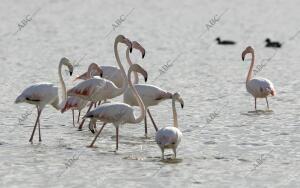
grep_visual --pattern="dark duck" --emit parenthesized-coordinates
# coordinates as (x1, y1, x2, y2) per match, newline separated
(265, 38, 281, 48)
(216, 37, 236, 45)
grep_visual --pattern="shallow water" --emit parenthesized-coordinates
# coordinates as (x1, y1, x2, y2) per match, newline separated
(0, 0, 300, 187)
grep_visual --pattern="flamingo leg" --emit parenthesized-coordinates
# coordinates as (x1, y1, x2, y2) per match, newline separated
(94, 103, 97, 108)
(78, 102, 94, 130)
(144, 114, 148, 136)
(29, 108, 42, 143)
(265, 97, 269, 109)
(116, 127, 119, 151)
(77, 110, 81, 123)
(172, 148, 177, 159)
(97, 100, 101, 106)
(72, 110, 75, 127)
(161, 148, 165, 159)
(37, 107, 42, 142)
(255, 98, 257, 111)
(88, 123, 106, 147)
(147, 109, 158, 131)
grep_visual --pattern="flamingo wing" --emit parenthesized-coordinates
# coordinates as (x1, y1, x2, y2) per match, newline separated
(67, 78, 106, 97)
(247, 78, 275, 97)
(84, 103, 133, 124)
(61, 96, 87, 113)
(15, 83, 58, 105)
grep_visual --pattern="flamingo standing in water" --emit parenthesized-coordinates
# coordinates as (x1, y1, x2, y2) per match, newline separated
(155, 92, 184, 159)
(123, 42, 177, 135)
(61, 63, 103, 126)
(15, 57, 73, 142)
(85, 41, 146, 133)
(242, 46, 276, 110)
(84, 64, 147, 150)
(67, 35, 132, 130)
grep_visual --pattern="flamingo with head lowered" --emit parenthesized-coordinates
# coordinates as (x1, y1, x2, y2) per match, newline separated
(242, 46, 276, 110)
(84, 64, 147, 150)
(155, 92, 184, 159)
(15, 57, 73, 142)
(67, 35, 132, 130)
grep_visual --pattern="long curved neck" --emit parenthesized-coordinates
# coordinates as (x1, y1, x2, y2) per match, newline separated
(126, 48, 139, 84)
(58, 62, 67, 101)
(128, 69, 145, 123)
(246, 52, 255, 82)
(172, 96, 178, 128)
(113, 40, 128, 96)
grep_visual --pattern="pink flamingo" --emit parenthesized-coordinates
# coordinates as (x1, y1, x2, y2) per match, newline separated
(242, 46, 276, 110)
(61, 64, 103, 126)
(67, 35, 132, 130)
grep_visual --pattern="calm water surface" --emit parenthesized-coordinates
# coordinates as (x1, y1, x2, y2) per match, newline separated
(0, 0, 299, 187)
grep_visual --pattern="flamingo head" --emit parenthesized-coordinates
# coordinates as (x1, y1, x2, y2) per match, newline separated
(132, 41, 146, 58)
(173, 92, 184, 108)
(60, 57, 73, 76)
(265, 38, 271, 43)
(242, 46, 254, 61)
(216, 37, 220, 42)
(129, 64, 148, 82)
(117, 35, 132, 53)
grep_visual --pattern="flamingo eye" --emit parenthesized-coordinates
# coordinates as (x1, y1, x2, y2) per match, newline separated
(172, 142, 176, 145)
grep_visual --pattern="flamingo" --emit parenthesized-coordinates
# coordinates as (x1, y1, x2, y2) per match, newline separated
(155, 92, 184, 159)
(242, 46, 276, 110)
(84, 64, 147, 150)
(61, 63, 103, 126)
(15, 57, 73, 142)
(67, 35, 132, 130)
(123, 42, 174, 135)
(84, 41, 145, 133)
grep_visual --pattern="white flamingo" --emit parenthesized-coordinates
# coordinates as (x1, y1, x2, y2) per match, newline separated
(61, 63, 103, 126)
(124, 43, 177, 135)
(84, 64, 147, 150)
(242, 46, 276, 110)
(15, 57, 73, 142)
(67, 35, 132, 130)
(155, 92, 184, 159)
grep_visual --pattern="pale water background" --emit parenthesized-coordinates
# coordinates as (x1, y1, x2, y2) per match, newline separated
(0, 0, 300, 187)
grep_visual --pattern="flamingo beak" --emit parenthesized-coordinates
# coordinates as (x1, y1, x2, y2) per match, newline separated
(70, 71, 73, 76)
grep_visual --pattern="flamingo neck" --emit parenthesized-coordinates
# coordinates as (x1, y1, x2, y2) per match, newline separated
(58, 62, 67, 101)
(128, 68, 145, 123)
(126, 48, 139, 84)
(246, 52, 255, 83)
(172, 95, 178, 128)
(113, 39, 128, 96)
